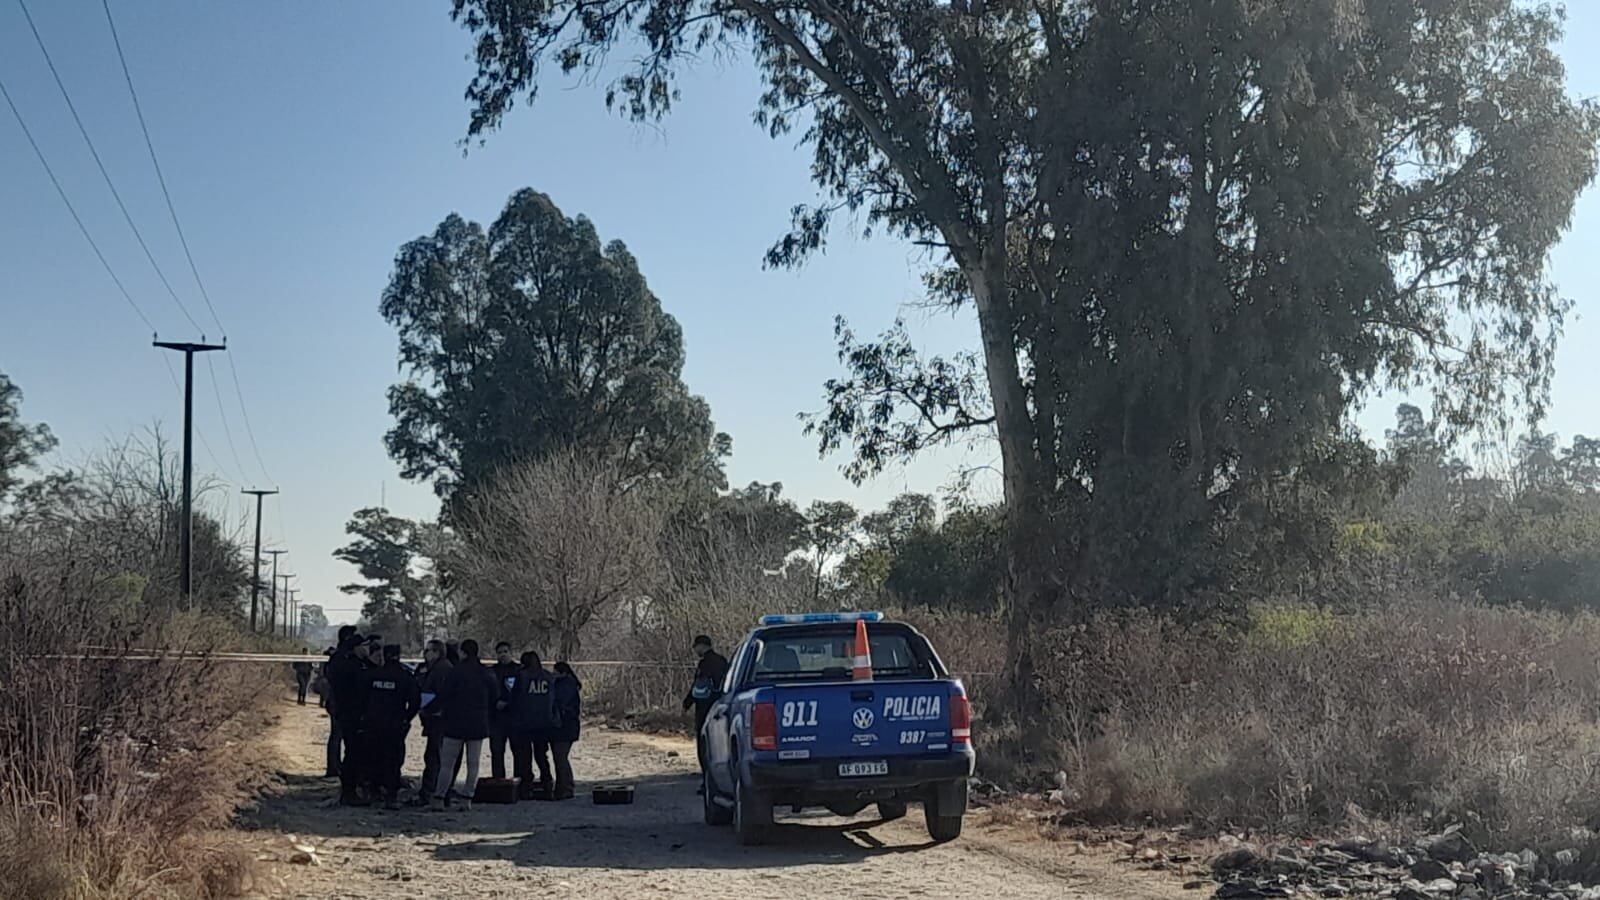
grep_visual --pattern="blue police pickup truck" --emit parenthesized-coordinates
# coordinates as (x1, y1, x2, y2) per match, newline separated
(699, 612, 975, 845)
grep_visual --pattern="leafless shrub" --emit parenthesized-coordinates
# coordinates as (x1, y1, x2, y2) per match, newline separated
(0, 433, 272, 899)
(453, 451, 666, 657)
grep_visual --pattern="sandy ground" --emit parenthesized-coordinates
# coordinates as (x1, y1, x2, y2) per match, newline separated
(235, 696, 1193, 900)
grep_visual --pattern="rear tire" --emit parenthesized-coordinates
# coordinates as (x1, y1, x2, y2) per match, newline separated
(733, 776, 771, 846)
(877, 799, 908, 821)
(924, 785, 964, 842)
(703, 769, 732, 826)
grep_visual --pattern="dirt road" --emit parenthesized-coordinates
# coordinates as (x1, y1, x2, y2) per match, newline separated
(239, 698, 1189, 899)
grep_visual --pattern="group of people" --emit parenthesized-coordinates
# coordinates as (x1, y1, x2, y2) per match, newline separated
(317, 626, 582, 810)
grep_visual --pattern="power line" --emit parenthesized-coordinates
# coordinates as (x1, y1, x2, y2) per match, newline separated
(204, 355, 250, 483)
(96, 0, 277, 488)
(94, 0, 276, 495)
(99, 0, 225, 337)
(0, 74, 155, 332)
(15, 0, 204, 335)
(225, 354, 276, 484)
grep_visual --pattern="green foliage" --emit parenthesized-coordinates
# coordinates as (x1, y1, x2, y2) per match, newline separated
(449, 0, 1599, 704)
(333, 507, 427, 645)
(802, 499, 859, 603)
(0, 373, 54, 501)
(380, 188, 726, 505)
(1246, 603, 1343, 650)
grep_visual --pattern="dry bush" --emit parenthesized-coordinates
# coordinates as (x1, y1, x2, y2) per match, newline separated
(0, 545, 272, 899)
(454, 451, 665, 658)
(1036, 597, 1600, 848)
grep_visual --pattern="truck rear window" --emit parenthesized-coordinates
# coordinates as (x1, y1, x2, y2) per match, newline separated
(749, 629, 935, 682)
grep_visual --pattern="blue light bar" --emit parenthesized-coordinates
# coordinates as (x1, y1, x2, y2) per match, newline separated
(759, 611, 884, 626)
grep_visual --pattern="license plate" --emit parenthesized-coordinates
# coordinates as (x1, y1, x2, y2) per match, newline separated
(838, 760, 888, 777)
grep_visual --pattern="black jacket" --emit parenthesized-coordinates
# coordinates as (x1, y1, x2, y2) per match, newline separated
(552, 672, 582, 743)
(507, 666, 557, 737)
(437, 658, 501, 740)
(362, 660, 421, 729)
(685, 650, 730, 710)
(416, 657, 453, 736)
(326, 648, 371, 722)
(490, 660, 520, 729)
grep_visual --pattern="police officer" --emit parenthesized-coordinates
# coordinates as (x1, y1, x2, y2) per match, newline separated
(362, 644, 421, 809)
(682, 634, 729, 791)
(488, 641, 519, 780)
(325, 629, 374, 806)
(507, 651, 556, 800)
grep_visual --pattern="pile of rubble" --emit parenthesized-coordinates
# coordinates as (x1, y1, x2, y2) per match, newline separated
(1210, 827, 1599, 900)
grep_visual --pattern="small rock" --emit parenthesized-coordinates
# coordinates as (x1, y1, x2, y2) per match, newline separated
(1183, 881, 1208, 890)
(1320, 886, 1350, 898)
(1421, 878, 1457, 894)
(1141, 847, 1162, 861)
(666, 751, 680, 758)
(1411, 859, 1453, 882)
(288, 851, 319, 866)
(1556, 850, 1580, 868)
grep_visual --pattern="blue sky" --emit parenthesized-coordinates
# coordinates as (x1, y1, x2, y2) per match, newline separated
(1, 2, 1596, 626)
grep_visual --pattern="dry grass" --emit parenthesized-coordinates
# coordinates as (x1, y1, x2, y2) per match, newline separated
(0, 558, 275, 900)
(1029, 598, 1600, 851)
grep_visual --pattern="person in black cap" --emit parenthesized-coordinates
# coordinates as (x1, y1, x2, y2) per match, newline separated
(363, 644, 421, 809)
(322, 625, 358, 779)
(326, 628, 375, 805)
(682, 634, 728, 792)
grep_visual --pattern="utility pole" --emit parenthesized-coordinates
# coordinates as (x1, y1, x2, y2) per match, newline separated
(154, 340, 226, 607)
(276, 574, 295, 637)
(285, 588, 300, 638)
(264, 549, 287, 634)
(241, 488, 277, 631)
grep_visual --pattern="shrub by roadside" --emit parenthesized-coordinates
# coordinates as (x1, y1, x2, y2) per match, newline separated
(0, 562, 275, 899)
(1033, 598, 1600, 853)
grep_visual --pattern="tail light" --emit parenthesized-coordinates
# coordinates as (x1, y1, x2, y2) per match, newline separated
(951, 692, 972, 745)
(751, 702, 778, 751)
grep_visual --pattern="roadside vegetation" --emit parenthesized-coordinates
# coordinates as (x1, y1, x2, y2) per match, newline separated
(0, 374, 278, 899)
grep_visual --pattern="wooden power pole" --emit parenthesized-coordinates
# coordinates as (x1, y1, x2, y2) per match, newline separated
(241, 488, 277, 631)
(153, 340, 225, 607)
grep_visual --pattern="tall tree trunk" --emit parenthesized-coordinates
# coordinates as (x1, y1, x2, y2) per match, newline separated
(965, 263, 1053, 718)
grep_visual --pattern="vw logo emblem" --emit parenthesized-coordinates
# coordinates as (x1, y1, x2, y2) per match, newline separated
(852, 708, 874, 729)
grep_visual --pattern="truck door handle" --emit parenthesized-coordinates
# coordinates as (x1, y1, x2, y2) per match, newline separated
(851, 689, 874, 702)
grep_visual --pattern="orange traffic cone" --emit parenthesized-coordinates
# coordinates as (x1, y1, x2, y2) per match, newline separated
(852, 617, 873, 681)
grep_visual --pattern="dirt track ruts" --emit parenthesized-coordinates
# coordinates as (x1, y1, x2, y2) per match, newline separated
(236, 696, 1188, 899)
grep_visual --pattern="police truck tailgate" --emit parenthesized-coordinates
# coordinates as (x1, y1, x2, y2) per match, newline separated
(769, 680, 958, 762)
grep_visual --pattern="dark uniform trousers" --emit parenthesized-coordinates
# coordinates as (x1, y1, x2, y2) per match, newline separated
(372, 724, 410, 800)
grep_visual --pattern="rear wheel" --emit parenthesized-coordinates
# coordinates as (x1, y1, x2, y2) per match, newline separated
(703, 768, 732, 826)
(877, 799, 908, 821)
(733, 776, 771, 846)
(924, 783, 965, 842)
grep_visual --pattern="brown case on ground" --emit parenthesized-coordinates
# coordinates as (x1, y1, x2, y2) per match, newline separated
(592, 784, 634, 805)
(474, 778, 518, 804)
